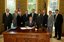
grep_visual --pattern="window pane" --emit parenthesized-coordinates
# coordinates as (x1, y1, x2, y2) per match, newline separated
(27, 0, 36, 13)
(6, 0, 16, 14)
(28, 0, 36, 3)
(50, 0, 58, 12)
(47, 0, 59, 15)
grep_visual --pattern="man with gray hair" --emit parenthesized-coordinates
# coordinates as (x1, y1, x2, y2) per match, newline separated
(2, 8, 13, 31)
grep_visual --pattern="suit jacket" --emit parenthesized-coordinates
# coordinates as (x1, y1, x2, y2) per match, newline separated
(40, 14, 48, 28)
(12, 13, 17, 27)
(23, 14, 29, 25)
(29, 13, 37, 22)
(36, 14, 42, 28)
(3, 13, 13, 25)
(54, 14, 63, 28)
(26, 21, 35, 27)
(47, 15, 54, 27)
(17, 15, 24, 27)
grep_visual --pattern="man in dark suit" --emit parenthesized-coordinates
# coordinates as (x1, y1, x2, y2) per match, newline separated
(2, 9, 13, 31)
(41, 10, 48, 28)
(17, 11, 24, 27)
(36, 13, 42, 28)
(53, 9, 63, 40)
(29, 9, 37, 22)
(26, 16, 35, 27)
(23, 10, 29, 26)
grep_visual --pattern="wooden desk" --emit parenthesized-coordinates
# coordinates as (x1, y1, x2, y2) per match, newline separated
(3, 28, 50, 42)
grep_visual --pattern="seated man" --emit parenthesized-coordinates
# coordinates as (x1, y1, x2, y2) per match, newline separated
(25, 16, 35, 27)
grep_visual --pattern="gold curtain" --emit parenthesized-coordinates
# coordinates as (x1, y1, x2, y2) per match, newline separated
(59, 0, 64, 36)
(0, 0, 5, 33)
(37, 0, 48, 13)
(16, 0, 27, 14)
(59, 0, 64, 14)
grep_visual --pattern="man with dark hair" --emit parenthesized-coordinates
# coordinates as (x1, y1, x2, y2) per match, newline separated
(41, 10, 48, 28)
(36, 10, 42, 28)
(23, 10, 29, 26)
(25, 16, 35, 27)
(29, 9, 37, 22)
(54, 9, 63, 40)
(17, 10, 24, 27)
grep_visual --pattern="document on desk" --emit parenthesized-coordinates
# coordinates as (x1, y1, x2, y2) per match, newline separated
(20, 27, 34, 30)
(20, 27, 27, 30)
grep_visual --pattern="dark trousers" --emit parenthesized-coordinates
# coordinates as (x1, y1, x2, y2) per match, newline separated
(4, 24, 11, 31)
(55, 25, 62, 39)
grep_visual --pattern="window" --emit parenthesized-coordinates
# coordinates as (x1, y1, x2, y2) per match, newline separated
(47, 0, 59, 15)
(27, 0, 37, 13)
(5, 0, 16, 14)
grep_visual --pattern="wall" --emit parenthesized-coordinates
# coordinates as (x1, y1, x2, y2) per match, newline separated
(0, 0, 5, 33)
(59, 0, 64, 36)
(37, 0, 48, 13)
(16, 0, 27, 14)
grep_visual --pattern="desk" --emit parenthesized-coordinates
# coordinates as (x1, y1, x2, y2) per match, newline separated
(3, 28, 50, 42)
